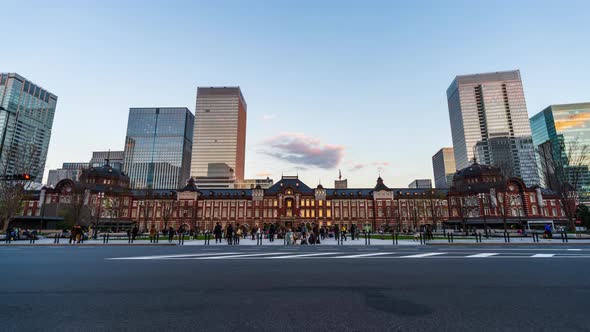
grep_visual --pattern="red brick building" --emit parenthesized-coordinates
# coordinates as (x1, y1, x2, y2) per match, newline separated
(17, 162, 567, 232)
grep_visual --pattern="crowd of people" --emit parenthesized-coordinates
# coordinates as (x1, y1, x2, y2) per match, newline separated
(209, 222, 363, 245)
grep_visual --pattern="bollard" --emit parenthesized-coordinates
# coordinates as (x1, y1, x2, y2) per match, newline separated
(284, 235, 287, 246)
(450, 233, 454, 243)
(395, 232, 398, 245)
(128, 235, 131, 244)
(106, 233, 110, 244)
(182, 234, 185, 245)
(178, 234, 182, 245)
(392, 232, 395, 246)
(103, 234, 106, 244)
(156, 233, 159, 243)
(564, 232, 568, 243)
(54, 233, 58, 244)
(368, 232, 371, 245)
(364, 232, 367, 245)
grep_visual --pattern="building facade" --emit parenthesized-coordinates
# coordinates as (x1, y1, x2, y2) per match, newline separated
(123, 107, 194, 190)
(408, 179, 432, 189)
(530, 103, 590, 202)
(447, 70, 539, 186)
(432, 147, 456, 188)
(0, 73, 57, 182)
(47, 162, 89, 187)
(191, 87, 247, 181)
(90, 151, 124, 170)
(19, 167, 566, 233)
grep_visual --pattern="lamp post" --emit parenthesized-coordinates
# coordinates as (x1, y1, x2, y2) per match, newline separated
(480, 193, 489, 238)
(94, 192, 104, 239)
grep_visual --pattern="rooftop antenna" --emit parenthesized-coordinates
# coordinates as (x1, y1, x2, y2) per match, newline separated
(338, 169, 342, 181)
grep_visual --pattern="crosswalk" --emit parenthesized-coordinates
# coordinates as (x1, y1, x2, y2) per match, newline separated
(108, 251, 590, 260)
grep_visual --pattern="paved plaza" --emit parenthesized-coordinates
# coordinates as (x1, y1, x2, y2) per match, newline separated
(2, 244, 590, 331)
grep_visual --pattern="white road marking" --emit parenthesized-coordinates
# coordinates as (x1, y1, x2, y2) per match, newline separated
(193, 253, 285, 259)
(400, 252, 446, 258)
(567, 249, 582, 251)
(532, 254, 555, 258)
(466, 253, 499, 258)
(267, 253, 338, 259)
(335, 252, 394, 259)
(107, 252, 238, 260)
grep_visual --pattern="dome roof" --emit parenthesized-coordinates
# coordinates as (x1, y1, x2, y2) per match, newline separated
(454, 162, 501, 179)
(84, 164, 128, 180)
(316, 184, 324, 189)
(451, 162, 505, 193)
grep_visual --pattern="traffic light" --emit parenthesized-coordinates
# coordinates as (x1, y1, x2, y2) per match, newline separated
(0, 173, 35, 181)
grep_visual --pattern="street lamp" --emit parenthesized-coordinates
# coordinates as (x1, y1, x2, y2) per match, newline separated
(94, 192, 104, 239)
(479, 193, 489, 238)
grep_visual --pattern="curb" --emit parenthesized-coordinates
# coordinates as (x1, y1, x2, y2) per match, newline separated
(0, 243, 177, 247)
(426, 242, 590, 246)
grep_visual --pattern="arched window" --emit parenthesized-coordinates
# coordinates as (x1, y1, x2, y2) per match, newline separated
(532, 206, 538, 215)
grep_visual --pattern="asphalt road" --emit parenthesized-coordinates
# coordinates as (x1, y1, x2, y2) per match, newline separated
(2, 244, 590, 332)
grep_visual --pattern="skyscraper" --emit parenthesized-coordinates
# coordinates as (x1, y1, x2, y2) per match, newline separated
(0, 73, 57, 182)
(191, 87, 247, 181)
(447, 70, 539, 186)
(123, 107, 194, 189)
(432, 147, 456, 188)
(530, 103, 590, 201)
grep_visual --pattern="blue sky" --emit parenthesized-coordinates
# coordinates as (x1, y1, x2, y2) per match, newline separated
(3, 0, 589, 187)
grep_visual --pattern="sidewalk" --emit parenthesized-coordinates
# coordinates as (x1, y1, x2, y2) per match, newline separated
(3, 236, 590, 246)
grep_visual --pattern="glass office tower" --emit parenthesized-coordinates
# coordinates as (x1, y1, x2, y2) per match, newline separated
(191, 87, 247, 181)
(0, 73, 57, 183)
(530, 103, 590, 201)
(123, 108, 194, 189)
(447, 70, 539, 186)
(432, 147, 456, 188)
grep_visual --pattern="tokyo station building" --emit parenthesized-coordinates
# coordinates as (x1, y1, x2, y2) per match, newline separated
(16, 161, 568, 232)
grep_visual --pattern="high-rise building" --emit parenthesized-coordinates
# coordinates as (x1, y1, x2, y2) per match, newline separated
(447, 70, 539, 186)
(530, 103, 590, 201)
(90, 150, 124, 170)
(432, 147, 456, 188)
(123, 107, 194, 189)
(191, 87, 247, 181)
(408, 179, 432, 189)
(47, 162, 89, 187)
(0, 73, 57, 182)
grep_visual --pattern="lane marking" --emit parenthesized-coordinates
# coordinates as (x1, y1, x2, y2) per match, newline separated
(567, 249, 582, 251)
(267, 252, 337, 259)
(466, 253, 499, 258)
(532, 254, 555, 258)
(400, 252, 446, 258)
(335, 252, 394, 259)
(107, 252, 238, 260)
(193, 253, 284, 259)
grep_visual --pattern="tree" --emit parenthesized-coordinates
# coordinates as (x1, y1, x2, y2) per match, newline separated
(161, 200, 176, 230)
(0, 144, 38, 232)
(57, 183, 92, 228)
(577, 204, 590, 228)
(537, 139, 590, 232)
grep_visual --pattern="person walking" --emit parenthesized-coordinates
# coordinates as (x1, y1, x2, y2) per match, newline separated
(269, 224, 275, 242)
(214, 223, 222, 243)
(334, 225, 340, 243)
(168, 226, 175, 243)
(350, 224, 357, 240)
(235, 226, 242, 245)
(149, 225, 157, 243)
(286, 228, 293, 245)
(131, 225, 139, 242)
(226, 224, 234, 245)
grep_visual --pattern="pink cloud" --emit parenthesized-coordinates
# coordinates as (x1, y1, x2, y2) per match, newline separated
(262, 132, 344, 169)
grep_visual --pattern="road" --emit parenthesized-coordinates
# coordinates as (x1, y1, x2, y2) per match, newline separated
(2, 244, 590, 331)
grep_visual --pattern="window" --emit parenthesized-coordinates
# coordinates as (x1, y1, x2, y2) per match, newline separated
(319, 200, 323, 206)
(326, 209, 331, 218)
(319, 210, 323, 217)
(326, 201, 331, 207)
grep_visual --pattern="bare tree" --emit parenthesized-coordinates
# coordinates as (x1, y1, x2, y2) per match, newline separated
(57, 183, 92, 228)
(0, 144, 38, 232)
(161, 200, 176, 231)
(537, 139, 590, 232)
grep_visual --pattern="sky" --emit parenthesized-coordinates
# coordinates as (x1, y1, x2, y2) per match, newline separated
(2, 0, 589, 188)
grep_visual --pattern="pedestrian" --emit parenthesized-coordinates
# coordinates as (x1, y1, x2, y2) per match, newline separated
(320, 227, 325, 240)
(226, 224, 234, 245)
(168, 226, 175, 243)
(341, 225, 347, 241)
(544, 224, 552, 239)
(235, 226, 242, 245)
(132, 225, 139, 242)
(286, 228, 293, 245)
(214, 223, 222, 243)
(149, 225, 157, 243)
(334, 225, 340, 242)
(350, 224, 357, 240)
(269, 224, 275, 242)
